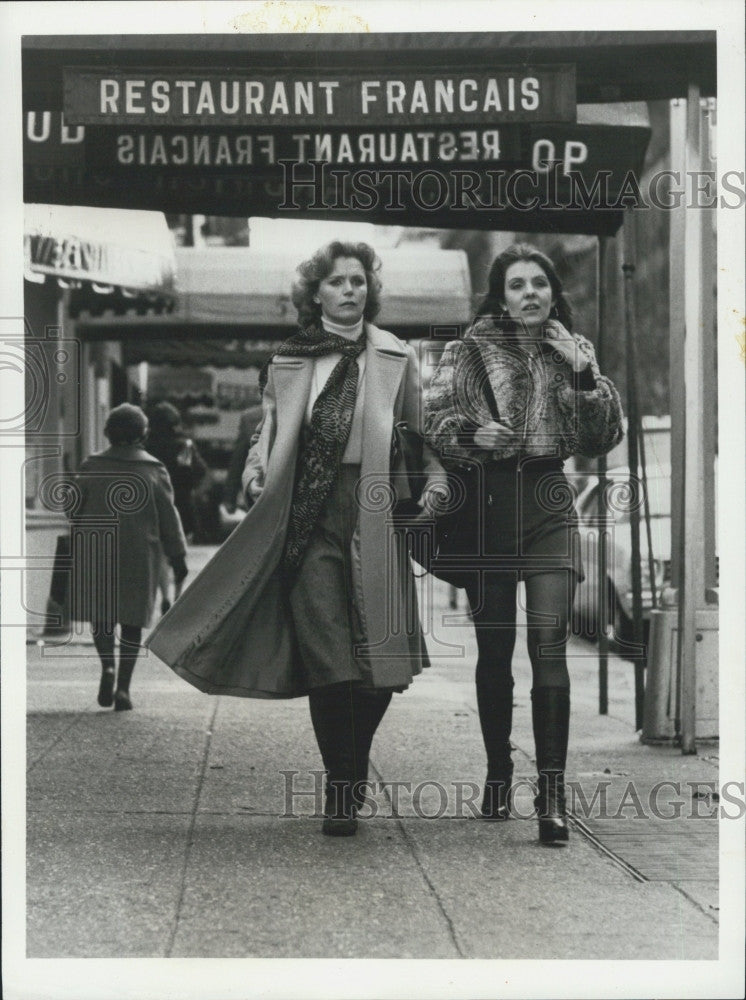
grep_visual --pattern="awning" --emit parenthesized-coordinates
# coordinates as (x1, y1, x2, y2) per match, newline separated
(24, 204, 177, 313)
(87, 245, 473, 335)
(123, 338, 277, 369)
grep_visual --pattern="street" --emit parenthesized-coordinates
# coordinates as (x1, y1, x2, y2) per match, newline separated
(26, 545, 720, 960)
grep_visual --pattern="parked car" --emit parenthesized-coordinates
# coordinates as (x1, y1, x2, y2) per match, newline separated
(572, 465, 672, 647)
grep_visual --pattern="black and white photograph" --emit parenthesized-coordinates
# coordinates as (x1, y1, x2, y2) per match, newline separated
(1, 2, 744, 998)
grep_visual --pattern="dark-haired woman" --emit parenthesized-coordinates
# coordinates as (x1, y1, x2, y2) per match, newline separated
(72, 404, 188, 710)
(148, 241, 446, 836)
(425, 244, 624, 844)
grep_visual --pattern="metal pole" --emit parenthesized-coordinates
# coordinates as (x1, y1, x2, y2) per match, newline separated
(700, 99, 718, 596)
(678, 85, 706, 754)
(668, 98, 687, 742)
(622, 214, 646, 732)
(596, 236, 609, 714)
(638, 414, 659, 612)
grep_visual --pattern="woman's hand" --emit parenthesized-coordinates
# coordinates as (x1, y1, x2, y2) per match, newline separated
(542, 320, 590, 373)
(473, 421, 520, 450)
(246, 476, 264, 502)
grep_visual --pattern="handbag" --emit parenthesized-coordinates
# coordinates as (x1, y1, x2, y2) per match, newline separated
(390, 420, 426, 514)
(430, 338, 501, 588)
(389, 338, 501, 588)
(43, 532, 72, 636)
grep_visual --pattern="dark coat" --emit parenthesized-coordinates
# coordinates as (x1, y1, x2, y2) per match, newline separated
(223, 404, 264, 507)
(147, 324, 445, 698)
(146, 431, 208, 535)
(70, 446, 187, 627)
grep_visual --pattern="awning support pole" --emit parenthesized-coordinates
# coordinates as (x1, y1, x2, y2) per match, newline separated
(596, 236, 609, 715)
(678, 83, 706, 755)
(622, 212, 646, 732)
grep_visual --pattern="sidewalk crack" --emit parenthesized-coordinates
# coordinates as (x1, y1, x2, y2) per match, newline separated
(164, 698, 220, 957)
(371, 762, 466, 959)
(670, 882, 719, 925)
(27, 714, 88, 772)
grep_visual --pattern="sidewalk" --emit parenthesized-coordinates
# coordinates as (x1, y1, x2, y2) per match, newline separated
(26, 554, 720, 960)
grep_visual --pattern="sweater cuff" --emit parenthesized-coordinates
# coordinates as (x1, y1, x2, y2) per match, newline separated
(574, 366, 597, 391)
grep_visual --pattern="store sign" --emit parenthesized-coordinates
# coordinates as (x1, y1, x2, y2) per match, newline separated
(63, 66, 576, 126)
(25, 231, 173, 289)
(87, 125, 523, 167)
(23, 112, 651, 237)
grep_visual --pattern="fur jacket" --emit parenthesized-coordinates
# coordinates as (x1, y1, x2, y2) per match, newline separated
(424, 316, 624, 464)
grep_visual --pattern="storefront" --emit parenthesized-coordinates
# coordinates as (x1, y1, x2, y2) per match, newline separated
(23, 203, 176, 631)
(21, 31, 719, 745)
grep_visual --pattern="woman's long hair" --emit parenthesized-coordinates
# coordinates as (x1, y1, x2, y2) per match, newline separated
(474, 243, 573, 332)
(291, 241, 382, 328)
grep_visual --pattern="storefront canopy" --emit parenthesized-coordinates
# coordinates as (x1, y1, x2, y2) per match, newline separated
(24, 204, 176, 313)
(81, 245, 472, 350)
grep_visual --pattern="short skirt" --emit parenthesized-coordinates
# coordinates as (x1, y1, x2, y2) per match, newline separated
(478, 455, 584, 582)
(287, 464, 374, 690)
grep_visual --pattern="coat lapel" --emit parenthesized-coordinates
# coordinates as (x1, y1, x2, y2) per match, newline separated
(360, 324, 407, 481)
(358, 325, 412, 678)
(269, 357, 313, 462)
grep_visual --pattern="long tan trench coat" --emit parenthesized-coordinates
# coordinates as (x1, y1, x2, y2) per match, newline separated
(146, 324, 444, 698)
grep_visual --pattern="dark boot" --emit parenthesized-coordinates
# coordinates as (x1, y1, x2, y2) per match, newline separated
(531, 687, 570, 845)
(92, 625, 116, 708)
(351, 688, 392, 813)
(114, 626, 141, 712)
(478, 676, 515, 820)
(308, 684, 358, 836)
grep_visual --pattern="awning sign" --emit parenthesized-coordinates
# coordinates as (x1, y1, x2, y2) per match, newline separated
(63, 66, 576, 126)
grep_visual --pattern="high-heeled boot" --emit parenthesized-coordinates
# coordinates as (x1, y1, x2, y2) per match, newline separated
(308, 684, 358, 836)
(351, 688, 392, 813)
(531, 686, 570, 844)
(478, 676, 515, 820)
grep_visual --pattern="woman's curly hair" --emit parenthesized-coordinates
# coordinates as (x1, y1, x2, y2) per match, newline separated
(291, 241, 382, 328)
(475, 243, 573, 332)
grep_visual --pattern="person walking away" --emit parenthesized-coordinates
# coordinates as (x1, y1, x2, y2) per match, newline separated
(71, 404, 188, 710)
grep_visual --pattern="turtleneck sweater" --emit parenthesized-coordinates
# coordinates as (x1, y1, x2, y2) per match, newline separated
(304, 316, 366, 463)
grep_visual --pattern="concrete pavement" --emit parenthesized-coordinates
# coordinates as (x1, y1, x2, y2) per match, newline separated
(26, 547, 721, 961)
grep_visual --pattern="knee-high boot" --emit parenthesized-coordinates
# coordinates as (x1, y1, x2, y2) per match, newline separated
(477, 675, 515, 820)
(531, 686, 570, 844)
(308, 684, 358, 836)
(351, 688, 392, 810)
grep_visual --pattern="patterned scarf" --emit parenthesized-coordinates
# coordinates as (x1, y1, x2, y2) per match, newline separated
(261, 322, 366, 568)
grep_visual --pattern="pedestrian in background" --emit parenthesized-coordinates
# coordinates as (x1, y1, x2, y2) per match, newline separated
(146, 401, 209, 543)
(222, 402, 264, 514)
(146, 401, 208, 610)
(148, 241, 446, 836)
(425, 243, 624, 844)
(72, 404, 188, 711)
